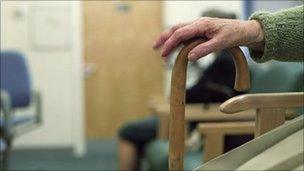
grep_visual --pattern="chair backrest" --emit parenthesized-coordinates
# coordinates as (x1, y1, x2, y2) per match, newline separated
(248, 61, 303, 93)
(0, 51, 31, 108)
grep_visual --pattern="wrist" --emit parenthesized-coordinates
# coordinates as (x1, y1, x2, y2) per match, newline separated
(243, 20, 265, 51)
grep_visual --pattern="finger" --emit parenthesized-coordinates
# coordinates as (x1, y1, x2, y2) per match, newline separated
(188, 37, 223, 61)
(161, 23, 205, 57)
(152, 23, 190, 49)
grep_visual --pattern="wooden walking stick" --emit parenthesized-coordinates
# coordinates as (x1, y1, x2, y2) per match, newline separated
(169, 38, 250, 171)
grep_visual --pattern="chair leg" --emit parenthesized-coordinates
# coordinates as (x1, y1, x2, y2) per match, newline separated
(0, 154, 4, 171)
(203, 133, 224, 162)
(2, 139, 12, 171)
(255, 108, 285, 137)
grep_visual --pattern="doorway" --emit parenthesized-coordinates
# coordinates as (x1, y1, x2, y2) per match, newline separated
(83, 1, 163, 138)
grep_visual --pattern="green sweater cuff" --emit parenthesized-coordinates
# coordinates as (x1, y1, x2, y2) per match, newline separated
(248, 6, 304, 63)
(249, 12, 277, 63)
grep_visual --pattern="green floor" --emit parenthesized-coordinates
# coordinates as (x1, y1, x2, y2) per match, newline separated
(10, 139, 118, 171)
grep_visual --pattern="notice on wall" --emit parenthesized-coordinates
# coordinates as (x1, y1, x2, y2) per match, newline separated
(29, 7, 71, 51)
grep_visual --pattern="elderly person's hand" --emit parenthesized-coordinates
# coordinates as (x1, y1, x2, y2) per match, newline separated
(153, 18, 264, 61)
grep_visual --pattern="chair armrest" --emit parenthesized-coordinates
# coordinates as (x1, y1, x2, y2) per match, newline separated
(5, 91, 42, 137)
(220, 92, 303, 137)
(153, 102, 255, 139)
(153, 100, 297, 139)
(220, 92, 304, 114)
(0, 90, 12, 137)
(153, 103, 256, 121)
(198, 121, 255, 135)
(31, 90, 42, 125)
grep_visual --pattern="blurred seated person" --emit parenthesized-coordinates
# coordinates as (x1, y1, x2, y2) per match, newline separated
(118, 10, 250, 171)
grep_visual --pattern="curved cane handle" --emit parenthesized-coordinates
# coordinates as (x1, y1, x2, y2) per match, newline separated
(227, 47, 250, 91)
(169, 38, 250, 171)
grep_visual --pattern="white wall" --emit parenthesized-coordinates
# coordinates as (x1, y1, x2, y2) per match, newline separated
(163, 1, 243, 28)
(1, 1, 85, 156)
(253, 0, 303, 12)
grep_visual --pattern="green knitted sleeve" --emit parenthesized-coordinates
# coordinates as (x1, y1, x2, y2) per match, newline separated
(248, 5, 304, 63)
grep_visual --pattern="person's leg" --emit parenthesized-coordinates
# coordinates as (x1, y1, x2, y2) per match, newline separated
(118, 116, 158, 171)
(119, 138, 140, 170)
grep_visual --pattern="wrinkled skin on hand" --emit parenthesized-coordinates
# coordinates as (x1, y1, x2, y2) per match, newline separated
(153, 17, 264, 61)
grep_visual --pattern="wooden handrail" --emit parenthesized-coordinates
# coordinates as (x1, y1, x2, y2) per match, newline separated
(169, 38, 249, 171)
(220, 92, 304, 114)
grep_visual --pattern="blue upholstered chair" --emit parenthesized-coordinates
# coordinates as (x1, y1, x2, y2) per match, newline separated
(0, 51, 42, 170)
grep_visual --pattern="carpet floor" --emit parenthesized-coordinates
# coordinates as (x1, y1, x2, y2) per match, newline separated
(9, 139, 118, 171)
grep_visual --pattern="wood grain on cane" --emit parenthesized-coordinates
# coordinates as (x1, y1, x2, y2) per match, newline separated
(169, 38, 249, 171)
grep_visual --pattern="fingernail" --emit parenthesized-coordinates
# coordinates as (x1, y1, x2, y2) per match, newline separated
(161, 50, 166, 57)
(152, 41, 158, 49)
(188, 52, 197, 60)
